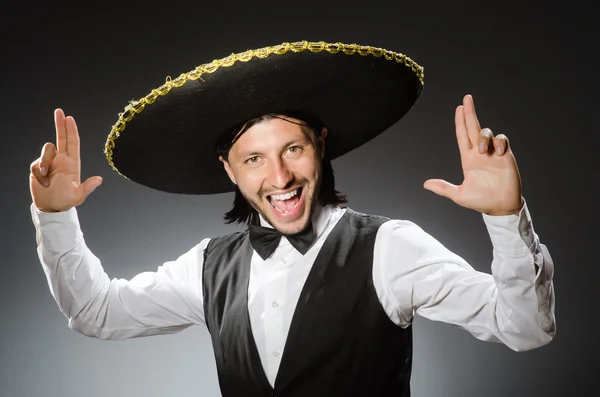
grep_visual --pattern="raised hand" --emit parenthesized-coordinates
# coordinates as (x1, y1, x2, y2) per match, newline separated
(29, 109, 103, 212)
(423, 95, 523, 216)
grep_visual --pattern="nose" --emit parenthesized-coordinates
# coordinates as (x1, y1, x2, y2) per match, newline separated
(266, 158, 293, 189)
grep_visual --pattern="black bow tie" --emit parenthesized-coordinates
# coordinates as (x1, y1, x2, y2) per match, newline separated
(249, 223, 316, 260)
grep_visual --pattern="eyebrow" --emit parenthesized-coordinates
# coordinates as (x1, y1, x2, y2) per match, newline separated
(238, 138, 310, 158)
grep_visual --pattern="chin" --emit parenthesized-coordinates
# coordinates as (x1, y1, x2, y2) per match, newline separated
(245, 179, 320, 233)
(263, 189, 315, 234)
(262, 203, 311, 235)
(276, 216, 311, 235)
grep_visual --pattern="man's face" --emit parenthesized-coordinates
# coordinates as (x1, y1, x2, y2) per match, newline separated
(221, 117, 327, 234)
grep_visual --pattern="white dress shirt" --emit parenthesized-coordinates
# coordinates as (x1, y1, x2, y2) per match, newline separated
(30, 200, 555, 388)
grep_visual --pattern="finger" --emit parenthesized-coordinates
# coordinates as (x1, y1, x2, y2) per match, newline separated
(423, 179, 459, 201)
(39, 142, 57, 176)
(75, 176, 103, 204)
(492, 134, 510, 155)
(478, 128, 494, 154)
(463, 94, 482, 146)
(65, 116, 80, 161)
(55, 109, 67, 153)
(30, 158, 49, 187)
(455, 105, 472, 157)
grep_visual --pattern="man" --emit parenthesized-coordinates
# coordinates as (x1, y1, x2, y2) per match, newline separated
(29, 41, 555, 396)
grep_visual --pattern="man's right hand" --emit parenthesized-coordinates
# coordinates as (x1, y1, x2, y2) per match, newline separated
(30, 109, 103, 213)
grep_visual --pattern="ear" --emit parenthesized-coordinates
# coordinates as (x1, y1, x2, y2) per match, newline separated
(319, 127, 328, 159)
(219, 155, 237, 185)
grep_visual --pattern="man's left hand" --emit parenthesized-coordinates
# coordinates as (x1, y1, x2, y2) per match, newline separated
(424, 94, 523, 216)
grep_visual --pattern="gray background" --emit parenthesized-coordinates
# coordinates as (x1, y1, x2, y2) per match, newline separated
(2, 1, 596, 396)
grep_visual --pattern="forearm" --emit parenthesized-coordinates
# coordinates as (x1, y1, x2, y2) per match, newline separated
(409, 254, 555, 351)
(32, 204, 204, 340)
(378, 200, 556, 351)
(480, 201, 556, 350)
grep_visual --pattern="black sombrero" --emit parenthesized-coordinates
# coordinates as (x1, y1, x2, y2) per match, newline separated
(104, 40, 424, 194)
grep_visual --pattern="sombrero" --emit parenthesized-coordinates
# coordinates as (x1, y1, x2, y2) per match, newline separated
(104, 40, 424, 194)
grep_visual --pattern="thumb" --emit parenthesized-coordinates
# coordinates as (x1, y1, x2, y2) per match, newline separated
(423, 179, 459, 201)
(76, 176, 103, 203)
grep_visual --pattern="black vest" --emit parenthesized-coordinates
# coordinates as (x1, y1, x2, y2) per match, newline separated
(202, 208, 412, 397)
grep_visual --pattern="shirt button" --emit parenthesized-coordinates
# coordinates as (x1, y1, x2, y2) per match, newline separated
(273, 351, 280, 357)
(272, 301, 279, 308)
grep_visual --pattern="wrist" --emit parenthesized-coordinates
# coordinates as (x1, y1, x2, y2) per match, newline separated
(485, 197, 524, 216)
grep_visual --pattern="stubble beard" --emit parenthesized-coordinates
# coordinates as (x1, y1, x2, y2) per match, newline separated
(244, 173, 321, 235)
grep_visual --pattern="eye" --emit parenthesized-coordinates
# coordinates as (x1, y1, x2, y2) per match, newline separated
(288, 146, 301, 154)
(246, 156, 260, 164)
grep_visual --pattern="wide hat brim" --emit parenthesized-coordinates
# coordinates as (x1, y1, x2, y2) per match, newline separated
(105, 41, 424, 194)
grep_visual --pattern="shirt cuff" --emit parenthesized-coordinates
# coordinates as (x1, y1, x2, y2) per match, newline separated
(481, 198, 537, 256)
(30, 203, 83, 253)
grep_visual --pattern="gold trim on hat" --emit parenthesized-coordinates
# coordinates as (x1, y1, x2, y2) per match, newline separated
(104, 40, 424, 177)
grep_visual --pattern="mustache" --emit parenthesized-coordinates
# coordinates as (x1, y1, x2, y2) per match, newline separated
(258, 177, 310, 200)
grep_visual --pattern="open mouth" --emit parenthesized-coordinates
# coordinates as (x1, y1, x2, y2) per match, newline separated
(268, 187, 303, 215)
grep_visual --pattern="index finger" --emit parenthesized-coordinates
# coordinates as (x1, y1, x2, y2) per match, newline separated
(65, 115, 80, 161)
(463, 94, 482, 145)
(455, 105, 472, 158)
(55, 108, 67, 153)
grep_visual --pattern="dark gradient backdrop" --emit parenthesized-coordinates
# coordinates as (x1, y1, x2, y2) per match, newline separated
(2, 2, 596, 397)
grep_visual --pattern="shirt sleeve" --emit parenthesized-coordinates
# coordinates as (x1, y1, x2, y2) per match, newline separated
(30, 204, 208, 341)
(372, 199, 556, 351)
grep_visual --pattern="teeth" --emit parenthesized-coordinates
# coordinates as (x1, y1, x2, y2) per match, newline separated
(270, 188, 298, 201)
(271, 197, 301, 214)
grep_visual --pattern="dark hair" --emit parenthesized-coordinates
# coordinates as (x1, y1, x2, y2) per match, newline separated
(216, 112, 347, 225)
